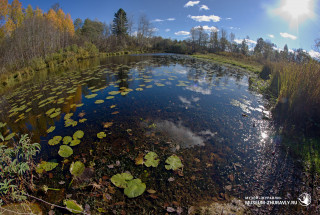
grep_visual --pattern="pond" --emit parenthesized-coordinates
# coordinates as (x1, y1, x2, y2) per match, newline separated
(0, 54, 309, 214)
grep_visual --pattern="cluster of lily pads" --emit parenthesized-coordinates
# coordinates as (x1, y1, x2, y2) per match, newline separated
(110, 152, 183, 198)
(47, 130, 84, 158)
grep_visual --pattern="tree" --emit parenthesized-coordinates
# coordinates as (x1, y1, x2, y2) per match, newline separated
(81, 18, 104, 43)
(74, 18, 83, 33)
(9, 0, 24, 27)
(25, 4, 34, 19)
(315, 38, 320, 52)
(112, 8, 128, 37)
(254, 37, 264, 56)
(240, 39, 249, 56)
(219, 28, 228, 52)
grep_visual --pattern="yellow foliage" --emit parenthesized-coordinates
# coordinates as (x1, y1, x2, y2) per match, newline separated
(9, 0, 24, 27)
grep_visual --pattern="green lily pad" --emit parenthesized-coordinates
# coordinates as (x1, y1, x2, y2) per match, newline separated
(97, 132, 106, 139)
(79, 118, 87, 123)
(4, 133, 16, 141)
(70, 161, 85, 177)
(70, 139, 81, 146)
(95, 100, 104, 104)
(85, 94, 98, 99)
(63, 136, 72, 145)
(48, 136, 62, 145)
(47, 126, 55, 133)
(106, 96, 114, 100)
(45, 108, 56, 116)
(144, 152, 160, 167)
(108, 91, 120, 95)
(50, 111, 61, 118)
(73, 130, 84, 139)
(64, 113, 73, 120)
(36, 161, 58, 173)
(111, 173, 133, 188)
(136, 88, 143, 91)
(124, 179, 146, 198)
(64, 200, 83, 214)
(165, 155, 183, 170)
(58, 145, 73, 158)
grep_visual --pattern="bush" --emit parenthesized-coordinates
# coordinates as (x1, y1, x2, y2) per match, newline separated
(0, 130, 40, 205)
(29, 57, 46, 71)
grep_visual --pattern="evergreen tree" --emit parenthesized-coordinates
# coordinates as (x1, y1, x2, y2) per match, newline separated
(112, 8, 128, 37)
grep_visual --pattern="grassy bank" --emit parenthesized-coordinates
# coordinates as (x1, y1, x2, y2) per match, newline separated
(0, 44, 145, 93)
(192, 53, 263, 74)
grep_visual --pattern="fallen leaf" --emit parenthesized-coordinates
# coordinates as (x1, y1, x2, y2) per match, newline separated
(194, 158, 200, 163)
(206, 163, 213, 167)
(177, 207, 183, 214)
(107, 164, 114, 169)
(135, 154, 144, 165)
(167, 207, 175, 212)
(168, 177, 175, 182)
(103, 193, 112, 201)
(58, 181, 65, 185)
(111, 111, 119, 115)
(147, 189, 156, 194)
(149, 194, 158, 199)
(188, 206, 195, 214)
(102, 122, 113, 128)
(228, 174, 234, 182)
(225, 185, 232, 191)
(78, 112, 86, 118)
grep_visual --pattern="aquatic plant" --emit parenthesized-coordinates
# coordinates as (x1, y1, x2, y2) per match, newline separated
(144, 152, 160, 167)
(124, 179, 146, 198)
(48, 136, 62, 146)
(47, 126, 55, 133)
(58, 145, 73, 158)
(95, 99, 104, 104)
(97, 132, 106, 139)
(165, 155, 183, 170)
(111, 173, 133, 188)
(63, 136, 72, 145)
(70, 139, 81, 146)
(36, 161, 58, 174)
(73, 130, 84, 139)
(70, 161, 85, 177)
(64, 199, 83, 214)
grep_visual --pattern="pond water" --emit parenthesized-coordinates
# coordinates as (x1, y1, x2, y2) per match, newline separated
(0, 54, 309, 214)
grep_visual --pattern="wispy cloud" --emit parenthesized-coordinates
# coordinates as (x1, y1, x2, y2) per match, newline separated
(280, 32, 297, 40)
(195, 25, 218, 32)
(167, 18, 175, 21)
(152, 18, 164, 22)
(184, 1, 200, 7)
(175, 31, 190, 36)
(226, 17, 232, 20)
(165, 28, 171, 32)
(268, 34, 275, 38)
(188, 14, 221, 22)
(150, 28, 159, 32)
(199, 5, 209, 10)
(229, 26, 240, 30)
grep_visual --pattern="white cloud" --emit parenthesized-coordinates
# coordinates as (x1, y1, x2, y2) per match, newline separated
(268, 34, 275, 38)
(150, 28, 159, 32)
(280, 32, 297, 40)
(175, 31, 190, 36)
(132, 31, 138, 37)
(184, 1, 200, 7)
(165, 28, 170, 32)
(167, 18, 175, 21)
(152, 19, 163, 22)
(226, 17, 232, 20)
(188, 14, 221, 22)
(195, 25, 218, 32)
(234, 39, 257, 45)
(309, 50, 320, 59)
(229, 26, 240, 30)
(199, 5, 209, 10)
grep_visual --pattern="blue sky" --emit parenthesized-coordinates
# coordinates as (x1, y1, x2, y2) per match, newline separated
(18, 0, 320, 55)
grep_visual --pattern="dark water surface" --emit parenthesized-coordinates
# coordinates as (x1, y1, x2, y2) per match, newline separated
(0, 54, 309, 214)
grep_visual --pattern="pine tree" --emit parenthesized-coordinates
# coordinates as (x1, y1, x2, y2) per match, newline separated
(112, 8, 128, 37)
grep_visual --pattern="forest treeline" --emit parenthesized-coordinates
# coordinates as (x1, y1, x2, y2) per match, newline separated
(0, 1, 320, 133)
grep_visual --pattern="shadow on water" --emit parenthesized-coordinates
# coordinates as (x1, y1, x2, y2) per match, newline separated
(0, 54, 314, 214)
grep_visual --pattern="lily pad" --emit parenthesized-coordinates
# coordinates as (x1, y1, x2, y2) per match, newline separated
(47, 126, 55, 133)
(48, 136, 62, 146)
(70, 139, 81, 146)
(58, 145, 73, 158)
(45, 108, 56, 116)
(106, 96, 114, 100)
(124, 179, 146, 198)
(97, 132, 106, 139)
(165, 155, 183, 170)
(70, 161, 85, 177)
(36, 161, 58, 173)
(108, 91, 120, 95)
(136, 88, 143, 91)
(64, 200, 83, 214)
(79, 118, 87, 123)
(49, 111, 61, 118)
(111, 173, 133, 188)
(73, 130, 84, 139)
(144, 152, 160, 167)
(63, 136, 72, 145)
(95, 100, 104, 104)
(85, 94, 98, 99)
